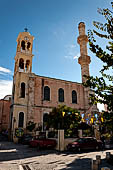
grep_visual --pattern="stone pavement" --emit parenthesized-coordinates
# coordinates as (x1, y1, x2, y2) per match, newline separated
(0, 141, 113, 170)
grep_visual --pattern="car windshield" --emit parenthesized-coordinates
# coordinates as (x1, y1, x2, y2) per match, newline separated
(77, 138, 85, 143)
(75, 138, 88, 143)
(75, 138, 97, 143)
(34, 135, 46, 140)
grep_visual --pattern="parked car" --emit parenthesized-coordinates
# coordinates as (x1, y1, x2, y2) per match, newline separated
(20, 134, 33, 145)
(29, 135, 57, 149)
(66, 137, 103, 151)
(104, 139, 113, 149)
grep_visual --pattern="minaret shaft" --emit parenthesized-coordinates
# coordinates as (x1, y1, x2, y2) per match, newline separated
(77, 22, 91, 83)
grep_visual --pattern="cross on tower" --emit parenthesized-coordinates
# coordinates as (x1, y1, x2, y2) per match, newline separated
(111, 2, 113, 8)
(24, 28, 28, 32)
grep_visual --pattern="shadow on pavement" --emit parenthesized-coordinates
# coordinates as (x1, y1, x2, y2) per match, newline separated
(0, 141, 113, 170)
(0, 141, 59, 162)
(59, 157, 113, 170)
(59, 158, 91, 170)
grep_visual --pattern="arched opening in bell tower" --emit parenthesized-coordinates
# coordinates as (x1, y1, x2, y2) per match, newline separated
(25, 60, 30, 72)
(27, 42, 31, 50)
(19, 58, 24, 70)
(21, 40, 25, 50)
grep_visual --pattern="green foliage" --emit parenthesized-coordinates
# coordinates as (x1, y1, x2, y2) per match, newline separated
(84, 3, 113, 113)
(47, 105, 81, 137)
(84, 3, 113, 132)
(83, 129, 93, 137)
(26, 121, 36, 132)
(36, 123, 42, 131)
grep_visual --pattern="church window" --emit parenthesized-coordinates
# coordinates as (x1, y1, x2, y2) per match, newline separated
(19, 58, 24, 69)
(44, 86, 50, 101)
(21, 40, 25, 50)
(72, 90, 77, 104)
(20, 82, 25, 98)
(27, 42, 31, 50)
(58, 88, 64, 102)
(18, 112, 24, 127)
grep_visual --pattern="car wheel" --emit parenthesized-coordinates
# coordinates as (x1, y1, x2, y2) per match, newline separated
(37, 144, 40, 151)
(78, 147, 81, 152)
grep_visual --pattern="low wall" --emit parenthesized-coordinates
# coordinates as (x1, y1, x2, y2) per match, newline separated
(49, 137, 77, 151)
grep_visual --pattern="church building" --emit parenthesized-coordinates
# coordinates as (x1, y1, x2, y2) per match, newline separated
(10, 22, 98, 140)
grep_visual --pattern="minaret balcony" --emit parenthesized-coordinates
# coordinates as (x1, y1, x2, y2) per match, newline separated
(77, 35, 88, 45)
(78, 55, 91, 65)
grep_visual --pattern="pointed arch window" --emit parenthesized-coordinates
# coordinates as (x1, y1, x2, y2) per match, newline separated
(58, 88, 64, 102)
(20, 82, 25, 98)
(18, 112, 24, 127)
(44, 86, 50, 101)
(72, 90, 77, 104)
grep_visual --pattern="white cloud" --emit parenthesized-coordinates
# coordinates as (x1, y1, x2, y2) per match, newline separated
(53, 28, 66, 39)
(64, 55, 73, 60)
(69, 44, 76, 49)
(0, 80, 13, 99)
(73, 56, 79, 59)
(64, 44, 79, 60)
(0, 66, 12, 74)
(64, 52, 80, 60)
(73, 53, 80, 60)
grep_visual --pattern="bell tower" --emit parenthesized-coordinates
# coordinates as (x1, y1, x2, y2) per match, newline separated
(11, 29, 34, 142)
(14, 28, 34, 74)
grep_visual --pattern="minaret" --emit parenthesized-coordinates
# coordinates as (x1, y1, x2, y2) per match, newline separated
(77, 22, 98, 118)
(77, 22, 91, 114)
(77, 22, 91, 83)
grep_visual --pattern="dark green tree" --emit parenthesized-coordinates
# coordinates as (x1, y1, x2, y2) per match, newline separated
(26, 121, 36, 132)
(84, 3, 113, 131)
(47, 105, 81, 137)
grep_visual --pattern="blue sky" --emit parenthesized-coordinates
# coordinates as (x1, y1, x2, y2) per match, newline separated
(0, 0, 112, 108)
